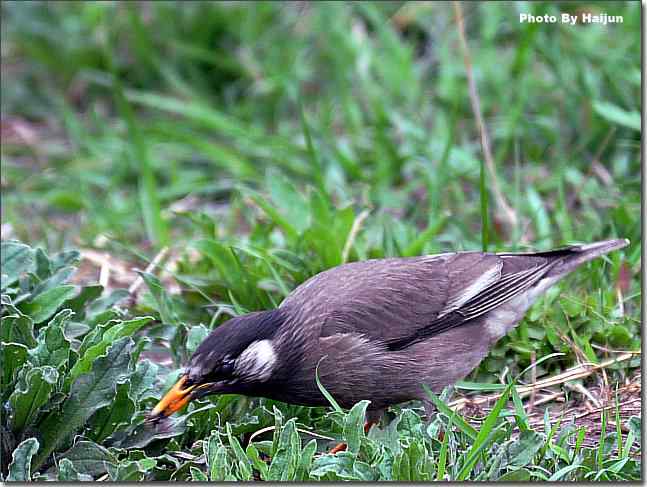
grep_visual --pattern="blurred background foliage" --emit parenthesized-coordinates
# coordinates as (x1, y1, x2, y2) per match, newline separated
(0, 0, 641, 481)
(1, 0, 641, 396)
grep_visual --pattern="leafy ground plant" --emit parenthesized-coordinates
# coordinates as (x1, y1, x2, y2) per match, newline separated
(2, 240, 158, 480)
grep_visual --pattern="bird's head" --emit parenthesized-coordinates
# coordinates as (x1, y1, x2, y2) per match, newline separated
(148, 309, 283, 421)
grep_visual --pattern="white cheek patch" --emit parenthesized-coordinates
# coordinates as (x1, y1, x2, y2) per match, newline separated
(235, 340, 277, 382)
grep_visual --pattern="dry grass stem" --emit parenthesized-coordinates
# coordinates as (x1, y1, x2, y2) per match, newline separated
(529, 351, 537, 412)
(452, 1, 518, 231)
(449, 352, 636, 412)
(342, 209, 370, 263)
(249, 425, 335, 444)
(128, 246, 170, 295)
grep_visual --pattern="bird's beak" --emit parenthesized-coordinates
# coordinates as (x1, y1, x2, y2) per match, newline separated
(149, 376, 196, 420)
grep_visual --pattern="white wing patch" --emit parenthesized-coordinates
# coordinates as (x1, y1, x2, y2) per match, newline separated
(484, 274, 562, 340)
(235, 340, 277, 382)
(438, 262, 503, 318)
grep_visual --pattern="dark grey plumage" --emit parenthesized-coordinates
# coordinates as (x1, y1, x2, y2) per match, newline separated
(152, 239, 628, 421)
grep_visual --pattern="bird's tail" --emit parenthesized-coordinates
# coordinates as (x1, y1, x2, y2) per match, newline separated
(544, 238, 630, 279)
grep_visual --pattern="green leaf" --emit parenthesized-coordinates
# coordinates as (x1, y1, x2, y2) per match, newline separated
(128, 359, 159, 403)
(77, 319, 119, 358)
(85, 289, 129, 320)
(343, 400, 370, 454)
(296, 439, 317, 480)
(560, 297, 583, 317)
(393, 447, 411, 480)
(509, 382, 529, 431)
(310, 452, 367, 480)
(62, 320, 90, 340)
(88, 382, 135, 443)
(63, 285, 103, 316)
(69, 316, 151, 381)
(498, 468, 531, 481)
(268, 418, 300, 480)
(33, 337, 134, 470)
(1, 342, 29, 391)
(593, 101, 640, 131)
(626, 416, 640, 443)
(246, 443, 269, 479)
(57, 458, 93, 481)
(1, 241, 34, 291)
(190, 466, 208, 481)
(31, 267, 76, 299)
(116, 413, 188, 450)
(50, 249, 81, 272)
(1, 313, 36, 348)
(107, 457, 157, 481)
(226, 422, 253, 480)
(205, 431, 230, 481)
(34, 248, 52, 280)
(7, 437, 39, 481)
(608, 325, 632, 347)
(138, 271, 179, 325)
(9, 365, 59, 433)
(57, 440, 117, 477)
(394, 441, 431, 481)
(29, 309, 72, 368)
(20, 285, 76, 324)
(503, 430, 544, 468)
(47, 189, 85, 213)
(186, 324, 209, 357)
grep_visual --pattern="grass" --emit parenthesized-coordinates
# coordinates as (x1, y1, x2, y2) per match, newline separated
(1, 0, 641, 481)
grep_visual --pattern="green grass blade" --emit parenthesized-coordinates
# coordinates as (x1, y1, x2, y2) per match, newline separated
(435, 412, 454, 480)
(597, 406, 607, 469)
(548, 464, 589, 481)
(456, 383, 512, 480)
(315, 357, 343, 413)
(423, 385, 477, 440)
(104, 41, 168, 246)
(509, 380, 529, 432)
(516, 352, 565, 380)
(402, 216, 448, 257)
(299, 101, 326, 194)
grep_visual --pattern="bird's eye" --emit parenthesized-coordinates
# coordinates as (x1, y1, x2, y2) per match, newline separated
(220, 360, 235, 377)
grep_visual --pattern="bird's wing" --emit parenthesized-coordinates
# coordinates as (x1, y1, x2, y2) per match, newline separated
(280, 252, 553, 349)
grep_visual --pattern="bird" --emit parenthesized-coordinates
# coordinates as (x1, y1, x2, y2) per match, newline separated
(149, 238, 628, 428)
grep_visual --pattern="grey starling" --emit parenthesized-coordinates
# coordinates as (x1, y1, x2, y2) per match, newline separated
(150, 239, 629, 423)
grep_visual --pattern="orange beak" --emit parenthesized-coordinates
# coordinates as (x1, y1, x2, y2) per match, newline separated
(149, 376, 196, 419)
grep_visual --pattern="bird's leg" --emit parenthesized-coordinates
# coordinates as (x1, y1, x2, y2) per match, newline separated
(329, 420, 379, 454)
(329, 441, 348, 454)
